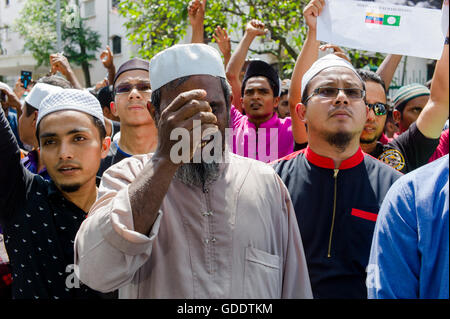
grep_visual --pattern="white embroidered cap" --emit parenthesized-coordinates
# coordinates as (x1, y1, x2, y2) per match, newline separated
(24, 83, 64, 110)
(149, 43, 226, 91)
(37, 89, 105, 128)
(301, 54, 362, 96)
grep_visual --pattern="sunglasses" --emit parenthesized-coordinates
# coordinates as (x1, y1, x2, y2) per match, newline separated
(305, 87, 365, 103)
(114, 82, 151, 95)
(366, 102, 387, 116)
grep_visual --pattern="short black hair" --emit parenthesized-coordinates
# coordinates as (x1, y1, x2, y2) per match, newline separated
(24, 102, 38, 117)
(97, 85, 114, 109)
(151, 76, 231, 120)
(357, 69, 387, 95)
(36, 114, 106, 146)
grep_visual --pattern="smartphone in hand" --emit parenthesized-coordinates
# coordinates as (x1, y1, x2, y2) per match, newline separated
(20, 70, 32, 89)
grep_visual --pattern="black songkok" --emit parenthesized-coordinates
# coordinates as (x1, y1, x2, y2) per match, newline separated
(241, 60, 281, 97)
(113, 58, 150, 88)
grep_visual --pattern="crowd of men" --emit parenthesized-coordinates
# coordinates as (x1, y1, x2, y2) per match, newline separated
(0, 0, 448, 300)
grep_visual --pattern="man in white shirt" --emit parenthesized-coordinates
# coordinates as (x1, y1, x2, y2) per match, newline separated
(74, 43, 312, 299)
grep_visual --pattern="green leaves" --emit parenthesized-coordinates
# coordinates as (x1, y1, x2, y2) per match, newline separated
(118, 0, 313, 78)
(13, 0, 101, 84)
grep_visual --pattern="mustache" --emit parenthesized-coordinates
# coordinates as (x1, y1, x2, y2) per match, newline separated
(328, 106, 353, 118)
(55, 160, 82, 170)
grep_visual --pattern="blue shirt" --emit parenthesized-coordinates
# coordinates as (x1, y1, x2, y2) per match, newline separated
(368, 155, 449, 299)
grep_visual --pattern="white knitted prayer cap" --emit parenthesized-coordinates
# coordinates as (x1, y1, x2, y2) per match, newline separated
(37, 89, 105, 128)
(301, 54, 362, 96)
(24, 83, 64, 110)
(149, 43, 226, 91)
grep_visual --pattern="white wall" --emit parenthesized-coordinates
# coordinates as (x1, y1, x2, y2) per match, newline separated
(80, 0, 139, 86)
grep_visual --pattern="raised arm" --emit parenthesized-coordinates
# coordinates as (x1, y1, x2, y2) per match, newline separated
(0, 104, 27, 223)
(50, 53, 83, 90)
(100, 46, 116, 86)
(416, 29, 449, 139)
(289, 0, 325, 145)
(376, 54, 403, 90)
(1, 82, 22, 120)
(226, 19, 267, 112)
(213, 26, 232, 68)
(189, 0, 206, 44)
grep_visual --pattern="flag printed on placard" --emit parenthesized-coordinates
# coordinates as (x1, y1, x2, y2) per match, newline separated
(365, 13, 384, 25)
(383, 15, 401, 26)
(365, 13, 401, 27)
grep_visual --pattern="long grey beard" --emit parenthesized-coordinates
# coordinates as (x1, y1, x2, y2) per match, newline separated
(174, 162, 221, 188)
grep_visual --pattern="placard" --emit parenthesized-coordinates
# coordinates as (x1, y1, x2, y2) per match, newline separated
(317, 0, 447, 59)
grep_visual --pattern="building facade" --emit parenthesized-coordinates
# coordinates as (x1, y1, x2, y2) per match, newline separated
(0, 0, 138, 88)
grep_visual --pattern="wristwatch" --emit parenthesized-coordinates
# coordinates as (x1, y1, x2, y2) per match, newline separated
(445, 36, 449, 45)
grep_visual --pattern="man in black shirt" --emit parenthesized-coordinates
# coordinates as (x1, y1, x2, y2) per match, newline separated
(0, 89, 111, 298)
(358, 63, 448, 173)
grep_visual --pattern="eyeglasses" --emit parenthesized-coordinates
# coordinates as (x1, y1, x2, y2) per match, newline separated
(304, 87, 365, 103)
(114, 82, 151, 95)
(366, 102, 387, 116)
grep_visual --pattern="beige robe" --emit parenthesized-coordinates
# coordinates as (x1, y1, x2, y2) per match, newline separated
(74, 152, 312, 299)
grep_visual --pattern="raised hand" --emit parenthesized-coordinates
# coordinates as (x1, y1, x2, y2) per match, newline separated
(245, 19, 268, 38)
(319, 44, 351, 62)
(303, 0, 325, 32)
(100, 46, 114, 70)
(188, 0, 206, 28)
(50, 53, 72, 77)
(213, 26, 231, 58)
(154, 89, 218, 164)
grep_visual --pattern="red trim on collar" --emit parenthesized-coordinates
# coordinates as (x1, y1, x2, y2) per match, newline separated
(305, 146, 365, 170)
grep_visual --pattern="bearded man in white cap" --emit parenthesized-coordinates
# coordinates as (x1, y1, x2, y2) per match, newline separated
(74, 43, 312, 299)
(0, 89, 111, 298)
(272, 54, 402, 299)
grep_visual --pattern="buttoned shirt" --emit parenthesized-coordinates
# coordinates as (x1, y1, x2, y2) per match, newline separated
(75, 152, 312, 299)
(0, 107, 106, 299)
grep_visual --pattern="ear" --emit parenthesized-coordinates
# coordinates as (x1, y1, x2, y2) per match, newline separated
(392, 109, 401, 124)
(100, 136, 111, 159)
(239, 97, 244, 111)
(296, 103, 307, 122)
(32, 110, 38, 128)
(110, 101, 119, 117)
(273, 96, 280, 108)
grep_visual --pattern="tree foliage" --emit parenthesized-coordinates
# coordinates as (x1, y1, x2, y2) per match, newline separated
(13, 0, 101, 86)
(118, 0, 383, 78)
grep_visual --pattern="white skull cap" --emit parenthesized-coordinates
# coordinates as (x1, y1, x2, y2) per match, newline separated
(301, 54, 362, 96)
(24, 83, 64, 110)
(37, 89, 105, 129)
(149, 43, 226, 91)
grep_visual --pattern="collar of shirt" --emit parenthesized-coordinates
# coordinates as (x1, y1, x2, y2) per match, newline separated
(245, 112, 281, 129)
(305, 146, 364, 170)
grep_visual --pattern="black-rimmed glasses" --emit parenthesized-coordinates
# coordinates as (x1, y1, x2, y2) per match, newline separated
(304, 87, 366, 103)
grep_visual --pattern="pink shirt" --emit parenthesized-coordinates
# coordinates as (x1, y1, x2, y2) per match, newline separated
(429, 129, 449, 162)
(230, 105, 294, 163)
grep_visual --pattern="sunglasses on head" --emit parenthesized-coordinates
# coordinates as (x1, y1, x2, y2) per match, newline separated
(114, 82, 151, 95)
(366, 102, 387, 116)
